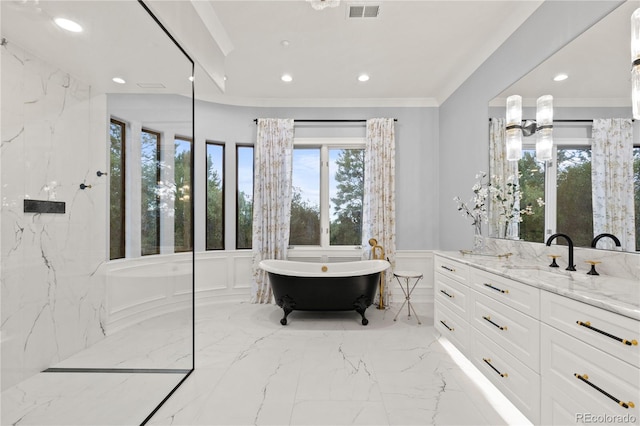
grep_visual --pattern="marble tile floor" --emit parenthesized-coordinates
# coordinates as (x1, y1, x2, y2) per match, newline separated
(2, 302, 527, 425)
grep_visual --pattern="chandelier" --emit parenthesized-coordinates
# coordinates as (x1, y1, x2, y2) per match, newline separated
(306, 0, 340, 11)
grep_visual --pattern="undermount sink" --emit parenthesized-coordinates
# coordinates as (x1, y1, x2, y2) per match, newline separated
(504, 264, 595, 284)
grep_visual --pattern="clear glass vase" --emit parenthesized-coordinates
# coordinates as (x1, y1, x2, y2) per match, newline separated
(473, 222, 485, 253)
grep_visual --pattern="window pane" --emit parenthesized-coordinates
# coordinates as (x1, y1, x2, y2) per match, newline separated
(518, 149, 545, 243)
(175, 138, 192, 252)
(634, 147, 640, 251)
(329, 148, 364, 245)
(236, 146, 254, 249)
(109, 120, 125, 259)
(206, 143, 224, 250)
(556, 148, 592, 247)
(290, 148, 321, 245)
(141, 130, 160, 255)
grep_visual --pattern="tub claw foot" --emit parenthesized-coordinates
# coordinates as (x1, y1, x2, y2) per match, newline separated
(353, 295, 371, 326)
(276, 295, 296, 326)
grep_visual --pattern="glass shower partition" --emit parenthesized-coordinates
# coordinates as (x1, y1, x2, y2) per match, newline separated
(0, 1, 194, 424)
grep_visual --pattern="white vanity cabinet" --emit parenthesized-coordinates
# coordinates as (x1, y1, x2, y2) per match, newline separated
(541, 291, 640, 425)
(433, 253, 639, 425)
(468, 268, 541, 423)
(434, 257, 470, 353)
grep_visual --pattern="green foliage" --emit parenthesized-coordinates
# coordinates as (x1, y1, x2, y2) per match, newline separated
(175, 143, 193, 252)
(109, 122, 125, 259)
(634, 149, 640, 251)
(330, 149, 364, 245)
(140, 132, 159, 256)
(206, 152, 223, 250)
(518, 152, 545, 243)
(289, 187, 320, 245)
(556, 149, 593, 247)
(237, 190, 253, 249)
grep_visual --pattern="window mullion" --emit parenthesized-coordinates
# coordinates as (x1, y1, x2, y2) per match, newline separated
(544, 146, 558, 241)
(320, 146, 329, 248)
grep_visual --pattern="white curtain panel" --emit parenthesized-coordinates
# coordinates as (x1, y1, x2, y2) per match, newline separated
(251, 118, 295, 303)
(591, 118, 636, 252)
(362, 118, 396, 306)
(489, 118, 519, 239)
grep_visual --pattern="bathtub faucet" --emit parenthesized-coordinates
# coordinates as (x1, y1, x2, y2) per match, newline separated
(369, 238, 386, 310)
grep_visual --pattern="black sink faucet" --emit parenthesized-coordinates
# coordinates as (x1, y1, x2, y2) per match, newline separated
(546, 233, 576, 271)
(591, 233, 621, 249)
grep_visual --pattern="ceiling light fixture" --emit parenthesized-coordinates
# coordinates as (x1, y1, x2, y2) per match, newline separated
(505, 94, 554, 162)
(281, 74, 293, 83)
(112, 77, 126, 84)
(358, 74, 370, 82)
(631, 8, 640, 119)
(553, 73, 568, 82)
(306, 0, 340, 11)
(54, 17, 83, 33)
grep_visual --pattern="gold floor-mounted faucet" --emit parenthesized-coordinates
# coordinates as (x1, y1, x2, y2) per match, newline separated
(369, 238, 386, 310)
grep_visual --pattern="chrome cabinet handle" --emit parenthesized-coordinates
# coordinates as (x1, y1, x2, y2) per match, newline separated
(440, 289, 454, 298)
(483, 315, 507, 331)
(483, 358, 508, 377)
(577, 321, 638, 346)
(483, 283, 509, 294)
(440, 320, 454, 331)
(574, 374, 635, 409)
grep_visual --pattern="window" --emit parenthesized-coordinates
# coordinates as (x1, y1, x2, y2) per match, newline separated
(109, 119, 126, 260)
(236, 145, 254, 249)
(290, 139, 365, 248)
(206, 142, 224, 250)
(174, 137, 193, 252)
(141, 129, 160, 256)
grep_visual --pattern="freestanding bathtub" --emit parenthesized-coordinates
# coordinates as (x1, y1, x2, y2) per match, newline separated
(259, 259, 390, 326)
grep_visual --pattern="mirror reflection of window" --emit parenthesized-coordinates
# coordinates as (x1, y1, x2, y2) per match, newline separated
(518, 149, 545, 243)
(141, 129, 161, 256)
(635, 146, 640, 251)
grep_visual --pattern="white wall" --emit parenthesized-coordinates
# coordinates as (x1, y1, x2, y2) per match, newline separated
(1, 42, 108, 390)
(437, 1, 624, 251)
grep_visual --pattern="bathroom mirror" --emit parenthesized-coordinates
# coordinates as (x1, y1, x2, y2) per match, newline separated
(1, 0, 193, 424)
(489, 1, 640, 252)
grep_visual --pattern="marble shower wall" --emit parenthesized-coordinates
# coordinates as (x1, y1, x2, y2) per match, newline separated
(1, 41, 108, 390)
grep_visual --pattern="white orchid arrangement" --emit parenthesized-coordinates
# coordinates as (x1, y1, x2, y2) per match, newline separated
(454, 171, 545, 237)
(453, 171, 491, 230)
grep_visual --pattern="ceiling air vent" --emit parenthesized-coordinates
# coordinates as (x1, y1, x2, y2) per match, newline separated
(348, 4, 380, 18)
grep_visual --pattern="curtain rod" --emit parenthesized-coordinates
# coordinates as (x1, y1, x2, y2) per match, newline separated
(489, 118, 594, 123)
(253, 119, 398, 124)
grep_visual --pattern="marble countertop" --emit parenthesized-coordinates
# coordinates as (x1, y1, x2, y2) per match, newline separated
(435, 251, 640, 321)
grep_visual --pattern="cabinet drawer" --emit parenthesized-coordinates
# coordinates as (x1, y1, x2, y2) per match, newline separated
(434, 300, 469, 354)
(434, 256, 469, 285)
(472, 329, 540, 424)
(470, 268, 539, 318)
(471, 291, 540, 372)
(541, 291, 640, 367)
(434, 272, 469, 320)
(541, 324, 639, 425)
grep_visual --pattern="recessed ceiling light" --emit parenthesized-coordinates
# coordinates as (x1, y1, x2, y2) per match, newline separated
(112, 77, 126, 84)
(281, 40, 290, 48)
(358, 74, 370, 82)
(281, 74, 293, 83)
(54, 17, 83, 33)
(553, 73, 568, 82)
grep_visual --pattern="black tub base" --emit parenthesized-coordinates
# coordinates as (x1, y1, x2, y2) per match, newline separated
(269, 273, 381, 326)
